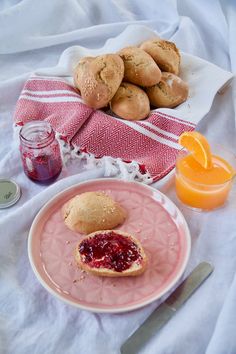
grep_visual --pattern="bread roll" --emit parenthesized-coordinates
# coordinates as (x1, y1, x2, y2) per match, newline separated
(110, 82, 150, 121)
(79, 54, 124, 109)
(62, 191, 126, 234)
(73, 56, 95, 92)
(140, 39, 181, 75)
(74, 230, 147, 277)
(118, 46, 161, 87)
(146, 72, 189, 108)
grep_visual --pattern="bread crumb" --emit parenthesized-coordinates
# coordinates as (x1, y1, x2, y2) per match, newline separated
(66, 240, 71, 244)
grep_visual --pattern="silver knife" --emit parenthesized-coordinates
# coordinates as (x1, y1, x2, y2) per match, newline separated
(121, 262, 214, 354)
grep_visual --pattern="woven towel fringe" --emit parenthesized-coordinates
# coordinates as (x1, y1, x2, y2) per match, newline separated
(13, 124, 152, 184)
(56, 133, 153, 184)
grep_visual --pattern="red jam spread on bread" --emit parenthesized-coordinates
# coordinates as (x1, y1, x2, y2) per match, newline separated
(79, 231, 142, 272)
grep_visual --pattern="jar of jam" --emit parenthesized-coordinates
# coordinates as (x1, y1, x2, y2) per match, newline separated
(19, 121, 62, 184)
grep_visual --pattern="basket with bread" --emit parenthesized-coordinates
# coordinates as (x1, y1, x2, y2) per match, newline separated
(73, 38, 189, 121)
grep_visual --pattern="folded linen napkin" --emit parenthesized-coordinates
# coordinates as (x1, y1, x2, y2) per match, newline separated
(13, 25, 233, 183)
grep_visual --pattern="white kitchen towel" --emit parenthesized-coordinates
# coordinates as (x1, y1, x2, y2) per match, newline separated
(35, 24, 234, 125)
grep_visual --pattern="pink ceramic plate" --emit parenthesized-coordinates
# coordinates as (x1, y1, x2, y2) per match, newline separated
(28, 178, 191, 313)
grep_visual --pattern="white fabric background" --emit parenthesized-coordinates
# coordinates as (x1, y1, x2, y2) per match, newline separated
(0, 1, 236, 353)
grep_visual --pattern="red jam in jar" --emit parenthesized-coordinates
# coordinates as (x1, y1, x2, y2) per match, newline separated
(79, 231, 142, 272)
(19, 121, 62, 184)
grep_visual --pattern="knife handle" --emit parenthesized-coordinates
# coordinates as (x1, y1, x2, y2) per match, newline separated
(121, 262, 214, 354)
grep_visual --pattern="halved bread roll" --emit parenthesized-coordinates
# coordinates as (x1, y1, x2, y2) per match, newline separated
(74, 230, 147, 277)
(62, 191, 126, 234)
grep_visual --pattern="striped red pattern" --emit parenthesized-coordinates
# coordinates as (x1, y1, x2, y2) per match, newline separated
(14, 76, 195, 181)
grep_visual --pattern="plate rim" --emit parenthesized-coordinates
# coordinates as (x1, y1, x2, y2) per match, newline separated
(28, 177, 191, 313)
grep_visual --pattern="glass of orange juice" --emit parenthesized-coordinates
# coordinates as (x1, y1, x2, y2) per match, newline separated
(175, 133, 236, 211)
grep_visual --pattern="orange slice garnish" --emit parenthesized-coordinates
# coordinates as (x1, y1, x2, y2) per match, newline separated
(179, 131, 213, 169)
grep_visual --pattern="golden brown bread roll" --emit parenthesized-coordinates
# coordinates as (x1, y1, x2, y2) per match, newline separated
(146, 72, 189, 108)
(140, 39, 181, 75)
(110, 82, 150, 121)
(118, 46, 161, 87)
(73, 56, 95, 92)
(74, 230, 147, 277)
(62, 191, 126, 234)
(79, 54, 124, 109)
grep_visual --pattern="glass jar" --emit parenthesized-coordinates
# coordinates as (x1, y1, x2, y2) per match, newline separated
(19, 121, 62, 184)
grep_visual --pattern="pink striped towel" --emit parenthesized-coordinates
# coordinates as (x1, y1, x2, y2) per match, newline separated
(14, 76, 195, 182)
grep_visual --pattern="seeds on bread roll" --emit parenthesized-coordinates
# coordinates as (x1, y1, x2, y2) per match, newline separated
(74, 230, 147, 277)
(62, 191, 126, 234)
(110, 82, 150, 121)
(118, 46, 161, 87)
(73, 56, 96, 92)
(79, 54, 124, 109)
(146, 72, 189, 108)
(140, 39, 181, 75)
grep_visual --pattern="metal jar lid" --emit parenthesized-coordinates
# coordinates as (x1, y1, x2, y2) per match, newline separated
(0, 179, 21, 209)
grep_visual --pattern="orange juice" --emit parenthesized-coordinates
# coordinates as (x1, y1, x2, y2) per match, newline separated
(175, 152, 235, 210)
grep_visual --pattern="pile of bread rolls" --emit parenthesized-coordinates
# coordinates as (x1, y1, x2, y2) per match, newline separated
(73, 38, 189, 121)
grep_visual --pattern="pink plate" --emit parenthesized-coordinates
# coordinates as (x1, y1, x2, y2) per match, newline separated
(28, 178, 191, 313)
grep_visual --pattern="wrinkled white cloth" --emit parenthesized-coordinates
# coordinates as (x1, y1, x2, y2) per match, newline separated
(0, 1, 236, 354)
(36, 24, 233, 125)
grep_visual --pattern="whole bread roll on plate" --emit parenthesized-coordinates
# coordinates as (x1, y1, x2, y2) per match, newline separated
(62, 191, 126, 234)
(79, 54, 124, 109)
(110, 82, 150, 121)
(146, 72, 189, 108)
(118, 46, 161, 87)
(74, 230, 147, 277)
(73, 56, 95, 92)
(140, 39, 181, 75)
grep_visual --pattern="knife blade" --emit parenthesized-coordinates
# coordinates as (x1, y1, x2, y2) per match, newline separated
(121, 262, 214, 354)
